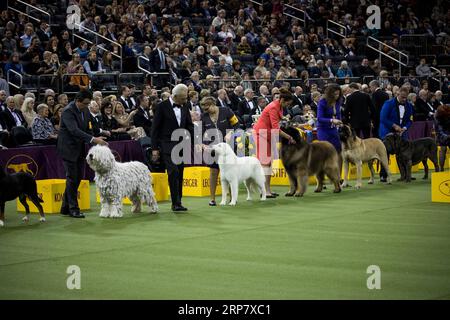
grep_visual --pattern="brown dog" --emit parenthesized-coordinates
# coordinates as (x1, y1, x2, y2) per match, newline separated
(339, 124, 391, 188)
(280, 126, 341, 197)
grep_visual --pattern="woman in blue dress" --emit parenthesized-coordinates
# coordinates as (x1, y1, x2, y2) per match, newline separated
(317, 83, 344, 172)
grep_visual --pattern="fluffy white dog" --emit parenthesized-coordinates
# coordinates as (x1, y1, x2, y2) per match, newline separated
(210, 142, 266, 206)
(86, 145, 158, 218)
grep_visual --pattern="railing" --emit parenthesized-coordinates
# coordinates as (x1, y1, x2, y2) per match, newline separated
(7, 69, 23, 89)
(283, 3, 308, 28)
(366, 36, 409, 75)
(400, 34, 434, 57)
(72, 22, 123, 72)
(249, 0, 263, 6)
(326, 20, 348, 39)
(7, 0, 51, 24)
(137, 55, 173, 88)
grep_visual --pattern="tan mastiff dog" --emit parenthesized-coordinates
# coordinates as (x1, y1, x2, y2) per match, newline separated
(339, 124, 391, 188)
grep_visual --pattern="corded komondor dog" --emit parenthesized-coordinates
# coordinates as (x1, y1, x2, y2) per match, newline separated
(86, 145, 158, 218)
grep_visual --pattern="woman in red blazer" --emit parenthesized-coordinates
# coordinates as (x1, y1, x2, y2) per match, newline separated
(253, 88, 296, 197)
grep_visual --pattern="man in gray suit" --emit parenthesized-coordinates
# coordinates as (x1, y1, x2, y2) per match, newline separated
(57, 90, 107, 218)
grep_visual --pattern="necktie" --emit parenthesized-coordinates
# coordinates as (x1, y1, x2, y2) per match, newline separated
(81, 111, 84, 122)
(160, 50, 166, 70)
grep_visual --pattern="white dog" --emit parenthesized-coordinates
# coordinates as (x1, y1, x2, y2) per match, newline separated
(86, 145, 158, 218)
(210, 142, 266, 206)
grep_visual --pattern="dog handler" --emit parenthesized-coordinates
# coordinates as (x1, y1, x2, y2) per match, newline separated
(199, 96, 240, 206)
(57, 90, 108, 218)
(253, 88, 296, 198)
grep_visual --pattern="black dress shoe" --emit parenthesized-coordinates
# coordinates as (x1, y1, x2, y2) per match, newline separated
(271, 192, 279, 196)
(69, 212, 85, 218)
(60, 210, 70, 216)
(172, 205, 188, 212)
(380, 178, 387, 183)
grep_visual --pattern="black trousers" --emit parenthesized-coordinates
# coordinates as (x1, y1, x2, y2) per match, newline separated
(61, 158, 83, 214)
(354, 127, 372, 139)
(162, 153, 184, 206)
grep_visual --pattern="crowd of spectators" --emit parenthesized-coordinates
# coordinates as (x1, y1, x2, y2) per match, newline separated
(0, 0, 449, 152)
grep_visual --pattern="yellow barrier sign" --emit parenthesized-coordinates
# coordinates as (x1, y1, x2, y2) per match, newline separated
(182, 167, 222, 197)
(431, 172, 450, 203)
(17, 179, 90, 214)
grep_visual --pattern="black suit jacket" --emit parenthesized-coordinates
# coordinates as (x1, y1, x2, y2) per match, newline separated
(237, 98, 258, 117)
(133, 107, 152, 137)
(57, 102, 93, 162)
(0, 114, 8, 132)
(89, 113, 103, 137)
(414, 98, 434, 121)
(0, 108, 27, 131)
(150, 99, 194, 154)
(343, 91, 375, 128)
(149, 48, 169, 73)
(371, 89, 389, 126)
(132, 28, 146, 43)
(217, 98, 231, 109)
(292, 94, 304, 111)
(228, 92, 243, 112)
(119, 97, 136, 112)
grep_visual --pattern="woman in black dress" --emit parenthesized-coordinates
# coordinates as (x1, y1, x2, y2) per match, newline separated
(101, 101, 131, 141)
(200, 96, 240, 206)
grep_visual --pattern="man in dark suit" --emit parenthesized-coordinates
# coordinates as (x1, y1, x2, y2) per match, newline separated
(414, 89, 435, 121)
(88, 101, 110, 138)
(216, 89, 231, 109)
(151, 84, 194, 212)
(133, 95, 153, 137)
(57, 90, 108, 218)
(342, 83, 376, 139)
(369, 80, 389, 139)
(292, 86, 305, 111)
(237, 88, 258, 117)
(118, 85, 136, 112)
(132, 21, 146, 43)
(228, 86, 244, 112)
(149, 39, 170, 89)
(0, 96, 27, 131)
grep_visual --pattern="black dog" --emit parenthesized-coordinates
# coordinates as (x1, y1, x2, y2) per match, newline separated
(383, 133, 439, 182)
(0, 165, 45, 227)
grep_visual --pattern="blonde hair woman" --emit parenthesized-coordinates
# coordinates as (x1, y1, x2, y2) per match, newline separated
(21, 97, 37, 127)
(113, 102, 138, 128)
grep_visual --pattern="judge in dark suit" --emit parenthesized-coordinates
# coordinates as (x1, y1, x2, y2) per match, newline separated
(369, 80, 389, 139)
(133, 95, 153, 137)
(57, 90, 108, 218)
(151, 84, 194, 212)
(149, 39, 170, 89)
(342, 83, 376, 139)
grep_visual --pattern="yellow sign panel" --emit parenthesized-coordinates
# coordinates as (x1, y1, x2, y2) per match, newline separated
(182, 167, 222, 197)
(431, 172, 450, 203)
(17, 179, 90, 214)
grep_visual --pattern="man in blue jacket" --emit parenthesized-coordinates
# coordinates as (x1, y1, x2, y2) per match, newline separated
(379, 85, 414, 181)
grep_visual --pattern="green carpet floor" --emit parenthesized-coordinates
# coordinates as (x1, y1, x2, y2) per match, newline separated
(1, 173, 449, 300)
